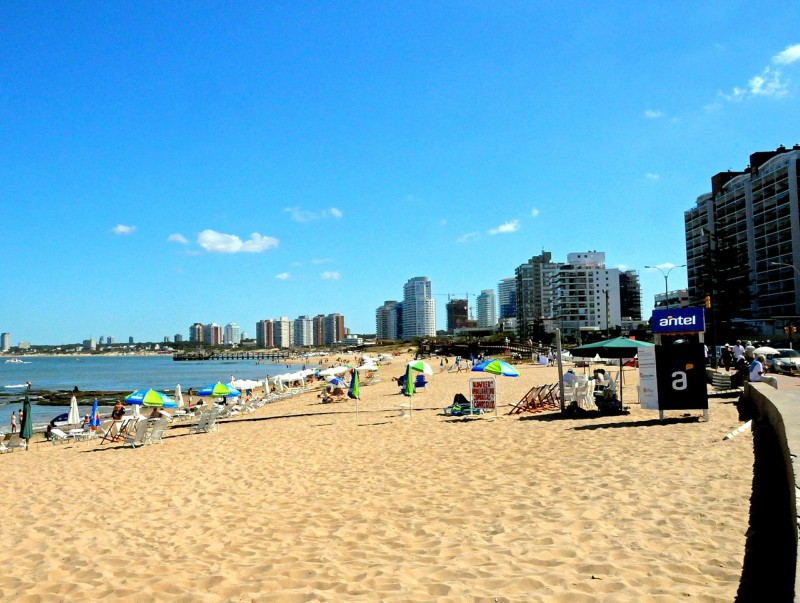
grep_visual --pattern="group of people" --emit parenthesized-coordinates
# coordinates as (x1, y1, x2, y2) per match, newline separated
(720, 340, 778, 389)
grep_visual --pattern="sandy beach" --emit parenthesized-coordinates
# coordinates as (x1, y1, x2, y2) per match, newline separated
(0, 352, 753, 601)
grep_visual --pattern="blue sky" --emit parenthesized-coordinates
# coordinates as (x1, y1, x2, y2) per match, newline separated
(2, 2, 800, 344)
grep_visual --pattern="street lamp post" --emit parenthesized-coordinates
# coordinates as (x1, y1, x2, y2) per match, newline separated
(645, 264, 687, 309)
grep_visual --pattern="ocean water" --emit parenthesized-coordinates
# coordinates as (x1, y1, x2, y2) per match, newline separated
(0, 355, 307, 433)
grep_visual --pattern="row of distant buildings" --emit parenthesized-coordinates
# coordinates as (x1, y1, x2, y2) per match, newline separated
(188, 314, 347, 349)
(375, 255, 643, 341)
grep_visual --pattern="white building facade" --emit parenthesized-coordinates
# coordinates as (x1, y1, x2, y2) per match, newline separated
(475, 289, 497, 328)
(402, 277, 436, 338)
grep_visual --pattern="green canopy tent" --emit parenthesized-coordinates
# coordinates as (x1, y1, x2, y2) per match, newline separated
(570, 337, 655, 405)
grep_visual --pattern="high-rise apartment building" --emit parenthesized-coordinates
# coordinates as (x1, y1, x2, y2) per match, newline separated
(402, 277, 436, 338)
(223, 323, 241, 345)
(256, 319, 274, 348)
(445, 299, 469, 333)
(324, 313, 345, 344)
(294, 316, 314, 347)
(553, 252, 621, 335)
(189, 322, 204, 343)
(376, 301, 399, 340)
(685, 145, 800, 332)
(312, 315, 325, 346)
(476, 290, 497, 328)
(619, 270, 643, 320)
(515, 251, 561, 341)
(1, 332, 10, 352)
(174, 334, 183, 343)
(273, 317, 292, 348)
(204, 323, 222, 345)
(497, 277, 517, 320)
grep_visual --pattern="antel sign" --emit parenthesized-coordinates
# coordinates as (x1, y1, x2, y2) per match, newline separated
(651, 307, 705, 334)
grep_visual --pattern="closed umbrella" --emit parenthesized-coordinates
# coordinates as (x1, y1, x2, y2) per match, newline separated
(348, 368, 360, 400)
(403, 365, 415, 397)
(21, 395, 33, 448)
(90, 399, 101, 430)
(68, 395, 81, 426)
(175, 384, 184, 408)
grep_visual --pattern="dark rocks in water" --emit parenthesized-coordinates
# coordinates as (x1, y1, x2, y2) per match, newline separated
(0, 389, 129, 406)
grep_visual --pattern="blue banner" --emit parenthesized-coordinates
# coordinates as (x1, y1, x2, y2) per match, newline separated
(651, 307, 705, 333)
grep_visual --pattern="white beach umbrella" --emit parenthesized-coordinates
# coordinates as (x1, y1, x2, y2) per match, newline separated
(175, 384, 184, 408)
(754, 346, 780, 356)
(68, 395, 81, 425)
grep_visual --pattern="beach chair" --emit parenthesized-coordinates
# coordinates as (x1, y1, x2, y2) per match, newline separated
(0, 437, 9, 453)
(414, 375, 427, 389)
(191, 412, 211, 434)
(6, 433, 27, 451)
(124, 419, 149, 448)
(146, 418, 170, 444)
(50, 428, 75, 445)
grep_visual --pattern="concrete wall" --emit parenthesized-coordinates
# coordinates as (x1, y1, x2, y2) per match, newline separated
(736, 382, 799, 600)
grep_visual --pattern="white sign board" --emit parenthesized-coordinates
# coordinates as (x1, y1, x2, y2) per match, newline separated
(470, 378, 496, 412)
(638, 346, 659, 410)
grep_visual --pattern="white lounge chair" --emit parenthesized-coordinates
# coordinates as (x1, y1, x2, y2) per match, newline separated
(50, 428, 75, 445)
(0, 438, 9, 453)
(191, 412, 211, 434)
(146, 418, 170, 444)
(6, 433, 27, 452)
(124, 419, 149, 448)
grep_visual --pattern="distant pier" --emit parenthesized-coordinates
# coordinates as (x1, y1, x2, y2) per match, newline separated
(172, 351, 291, 362)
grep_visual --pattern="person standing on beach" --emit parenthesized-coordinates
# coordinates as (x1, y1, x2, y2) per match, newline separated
(10, 411, 16, 433)
(19, 408, 24, 428)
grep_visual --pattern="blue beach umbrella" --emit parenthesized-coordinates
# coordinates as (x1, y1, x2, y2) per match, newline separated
(327, 377, 347, 387)
(472, 359, 520, 377)
(124, 389, 178, 408)
(198, 382, 241, 398)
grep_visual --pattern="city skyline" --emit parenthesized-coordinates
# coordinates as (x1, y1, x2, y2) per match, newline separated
(2, 4, 799, 342)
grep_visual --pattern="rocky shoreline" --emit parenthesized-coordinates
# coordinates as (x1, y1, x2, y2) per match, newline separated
(0, 389, 130, 406)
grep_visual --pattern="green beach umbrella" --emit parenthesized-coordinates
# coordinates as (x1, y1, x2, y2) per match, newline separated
(406, 360, 433, 376)
(21, 395, 33, 447)
(404, 364, 415, 397)
(570, 337, 655, 405)
(347, 368, 360, 400)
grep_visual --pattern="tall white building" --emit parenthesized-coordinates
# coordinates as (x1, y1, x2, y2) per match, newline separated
(475, 289, 497, 328)
(293, 315, 314, 347)
(553, 252, 621, 335)
(273, 317, 292, 349)
(1, 333, 10, 352)
(402, 277, 436, 338)
(223, 322, 241, 345)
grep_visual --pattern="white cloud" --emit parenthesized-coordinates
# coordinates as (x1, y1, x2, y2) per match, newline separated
(773, 43, 800, 65)
(112, 224, 136, 236)
(489, 220, 520, 235)
(275, 272, 291, 280)
(720, 43, 800, 102)
(644, 109, 663, 119)
(616, 264, 628, 271)
(653, 262, 680, 270)
(321, 271, 341, 280)
(457, 232, 480, 243)
(645, 173, 660, 181)
(168, 233, 188, 244)
(311, 258, 331, 265)
(285, 206, 343, 223)
(440, 219, 447, 226)
(530, 208, 540, 218)
(197, 230, 279, 254)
